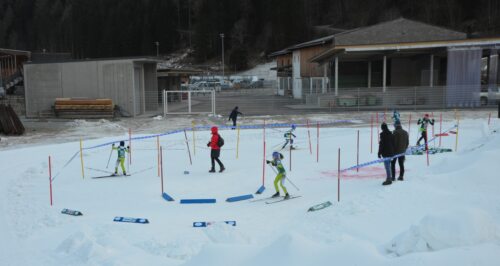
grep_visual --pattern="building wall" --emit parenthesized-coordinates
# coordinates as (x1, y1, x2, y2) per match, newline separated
(300, 46, 329, 77)
(143, 63, 158, 111)
(24, 59, 147, 117)
(292, 51, 302, 99)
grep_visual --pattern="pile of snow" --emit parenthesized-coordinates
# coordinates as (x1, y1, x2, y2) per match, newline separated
(67, 119, 124, 131)
(387, 208, 499, 256)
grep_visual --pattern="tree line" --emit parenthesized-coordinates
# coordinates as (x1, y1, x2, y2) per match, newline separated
(0, 0, 498, 70)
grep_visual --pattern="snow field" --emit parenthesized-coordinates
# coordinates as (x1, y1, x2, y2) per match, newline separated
(0, 118, 499, 265)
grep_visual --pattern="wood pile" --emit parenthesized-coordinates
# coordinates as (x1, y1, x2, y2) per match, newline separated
(0, 104, 25, 135)
(54, 98, 114, 119)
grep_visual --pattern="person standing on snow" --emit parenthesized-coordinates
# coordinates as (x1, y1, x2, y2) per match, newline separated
(416, 113, 435, 146)
(228, 106, 243, 129)
(378, 123, 395, 186)
(282, 124, 297, 150)
(392, 110, 401, 126)
(391, 121, 409, 181)
(267, 151, 290, 199)
(112, 141, 129, 176)
(207, 126, 225, 173)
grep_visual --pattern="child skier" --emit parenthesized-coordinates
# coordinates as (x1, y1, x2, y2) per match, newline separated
(416, 113, 435, 146)
(266, 151, 290, 199)
(392, 110, 401, 126)
(112, 141, 129, 176)
(282, 124, 297, 150)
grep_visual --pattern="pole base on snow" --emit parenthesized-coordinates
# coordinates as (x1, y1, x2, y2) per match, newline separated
(162, 192, 174, 201)
(255, 185, 265, 194)
(226, 194, 254, 202)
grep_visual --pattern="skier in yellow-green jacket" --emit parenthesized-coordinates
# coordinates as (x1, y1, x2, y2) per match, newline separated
(266, 151, 290, 199)
(112, 141, 129, 176)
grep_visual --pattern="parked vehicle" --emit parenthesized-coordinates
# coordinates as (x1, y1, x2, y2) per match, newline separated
(480, 86, 500, 105)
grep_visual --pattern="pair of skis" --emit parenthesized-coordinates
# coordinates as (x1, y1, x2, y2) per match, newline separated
(250, 195, 301, 204)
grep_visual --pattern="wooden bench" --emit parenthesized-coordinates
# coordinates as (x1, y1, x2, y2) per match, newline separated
(54, 98, 114, 119)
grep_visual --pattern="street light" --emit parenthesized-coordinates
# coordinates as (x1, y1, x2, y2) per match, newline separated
(154, 41, 160, 57)
(220, 33, 224, 81)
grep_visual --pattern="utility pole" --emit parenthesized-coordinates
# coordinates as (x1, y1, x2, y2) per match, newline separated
(154, 41, 160, 57)
(220, 33, 225, 81)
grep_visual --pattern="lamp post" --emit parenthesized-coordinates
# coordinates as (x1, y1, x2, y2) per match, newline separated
(154, 41, 160, 57)
(220, 33, 224, 81)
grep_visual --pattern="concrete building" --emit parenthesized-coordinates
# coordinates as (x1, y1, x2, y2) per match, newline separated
(24, 57, 160, 117)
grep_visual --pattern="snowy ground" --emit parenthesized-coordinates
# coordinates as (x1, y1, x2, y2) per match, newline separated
(1, 111, 500, 266)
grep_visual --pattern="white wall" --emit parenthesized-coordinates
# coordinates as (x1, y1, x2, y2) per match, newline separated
(292, 50, 302, 99)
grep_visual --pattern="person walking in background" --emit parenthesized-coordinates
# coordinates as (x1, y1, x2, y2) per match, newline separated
(228, 106, 243, 129)
(391, 121, 409, 181)
(416, 113, 435, 146)
(112, 141, 129, 176)
(267, 151, 290, 199)
(378, 123, 395, 186)
(207, 126, 225, 173)
(282, 124, 297, 150)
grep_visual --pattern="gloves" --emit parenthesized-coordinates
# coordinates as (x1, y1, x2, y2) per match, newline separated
(127, 146, 130, 149)
(378, 153, 382, 159)
(112, 143, 115, 147)
(207, 142, 210, 147)
(266, 160, 271, 164)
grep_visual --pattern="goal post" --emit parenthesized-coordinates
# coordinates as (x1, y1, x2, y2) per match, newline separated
(163, 90, 215, 116)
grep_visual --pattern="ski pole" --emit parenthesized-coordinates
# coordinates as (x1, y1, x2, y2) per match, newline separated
(106, 146, 113, 168)
(267, 163, 300, 191)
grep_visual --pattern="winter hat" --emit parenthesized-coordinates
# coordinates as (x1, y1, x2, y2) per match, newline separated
(120, 141, 125, 146)
(424, 113, 430, 118)
(211, 126, 218, 134)
(381, 122, 389, 131)
(235, 106, 238, 109)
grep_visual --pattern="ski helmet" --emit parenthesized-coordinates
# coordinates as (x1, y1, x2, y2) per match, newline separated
(272, 151, 280, 159)
(424, 113, 430, 118)
(120, 141, 125, 146)
(291, 124, 296, 130)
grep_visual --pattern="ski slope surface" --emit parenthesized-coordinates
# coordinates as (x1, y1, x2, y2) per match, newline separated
(1, 117, 499, 266)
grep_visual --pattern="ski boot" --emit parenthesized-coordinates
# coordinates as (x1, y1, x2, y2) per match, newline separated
(284, 193, 290, 200)
(271, 192, 280, 198)
(382, 179, 392, 186)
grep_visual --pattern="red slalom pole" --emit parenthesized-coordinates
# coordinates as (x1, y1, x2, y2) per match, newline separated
(431, 112, 435, 144)
(376, 113, 380, 142)
(439, 113, 443, 147)
(356, 130, 360, 172)
(370, 114, 373, 154)
(49, 156, 53, 206)
(337, 148, 340, 202)
(160, 146, 164, 194)
(408, 114, 412, 140)
(426, 143, 430, 166)
(128, 128, 132, 165)
(488, 112, 491, 125)
(316, 122, 320, 163)
(262, 120, 266, 187)
(307, 119, 312, 155)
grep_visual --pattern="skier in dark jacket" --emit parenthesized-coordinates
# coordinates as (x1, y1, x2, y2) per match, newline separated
(378, 122, 395, 185)
(228, 106, 243, 129)
(416, 113, 435, 146)
(207, 126, 225, 173)
(391, 121, 409, 181)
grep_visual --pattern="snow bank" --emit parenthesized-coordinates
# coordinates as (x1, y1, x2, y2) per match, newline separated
(386, 208, 499, 256)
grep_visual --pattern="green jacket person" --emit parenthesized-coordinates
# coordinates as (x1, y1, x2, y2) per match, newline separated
(112, 141, 129, 175)
(267, 151, 290, 199)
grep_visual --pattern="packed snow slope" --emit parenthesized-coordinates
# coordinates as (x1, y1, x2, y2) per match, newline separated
(1, 117, 499, 266)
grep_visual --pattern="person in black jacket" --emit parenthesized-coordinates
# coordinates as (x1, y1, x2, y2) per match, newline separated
(378, 122, 395, 186)
(228, 106, 243, 129)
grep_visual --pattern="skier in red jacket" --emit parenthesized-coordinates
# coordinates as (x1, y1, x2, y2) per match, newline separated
(207, 126, 225, 173)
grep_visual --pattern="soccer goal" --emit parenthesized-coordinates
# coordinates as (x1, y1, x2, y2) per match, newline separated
(162, 90, 215, 116)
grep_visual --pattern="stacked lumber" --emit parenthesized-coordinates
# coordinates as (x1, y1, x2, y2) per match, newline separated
(0, 104, 25, 135)
(54, 98, 114, 119)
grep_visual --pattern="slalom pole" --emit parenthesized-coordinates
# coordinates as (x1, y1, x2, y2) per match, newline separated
(184, 130, 192, 165)
(268, 164, 299, 191)
(49, 156, 53, 206)
(289, 132, 292, 172)
(370, 114, 373, 154)
(431, 112, 435, 148)
(439, 113, 442, 147)
(106, 145, 113, 169)
(192, 121, 196, 156)
(408, 114, 412, 140)
(426, 138, 430, 167)
(79, 139, 85, 179)
(236, 125, 240, 159)
(160, 146, 164, 194)
(316, 122, 320, 162)
(307, 119, 312, 155)
(157, 136, 160, 177)
(356, 130, 360, 172)
(262, 120, 266, 188)
(128, 128, 132, 165)
(488, 112, 491, 125)
(337, 148, 340, 202)
(455, 112, 460, 152)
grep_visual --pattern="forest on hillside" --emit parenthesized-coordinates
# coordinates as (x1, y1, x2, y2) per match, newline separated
(0, 0, 499, 70)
